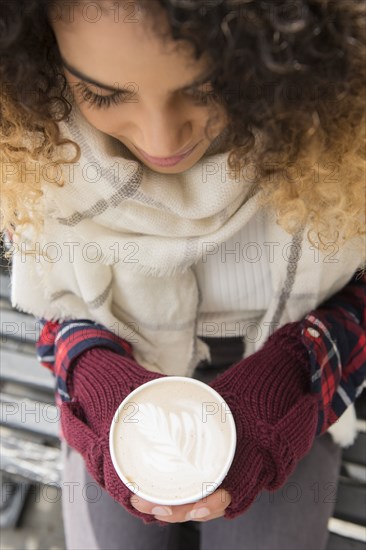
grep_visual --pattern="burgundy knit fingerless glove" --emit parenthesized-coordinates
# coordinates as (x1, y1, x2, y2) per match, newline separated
(60, 347, 166, 524)
(210, 322, 319, 519)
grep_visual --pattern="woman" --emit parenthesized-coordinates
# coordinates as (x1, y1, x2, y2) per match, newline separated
(1, 1, 365, 549)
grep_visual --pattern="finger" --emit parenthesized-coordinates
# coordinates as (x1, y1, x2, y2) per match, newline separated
(130, 494, 194, 522)
(131, 488, 232, 523)
(155, 488, 231, 524)
(153, 501, 202, 523)
(185, 488, 231, 520)
(192, 510, 226, 522)
(130, 495, 169, 515)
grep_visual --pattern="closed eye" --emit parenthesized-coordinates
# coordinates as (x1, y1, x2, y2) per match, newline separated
(74, 80, 216, 110)
(184, 85, 217, 105)
(74, 81, 130, 109)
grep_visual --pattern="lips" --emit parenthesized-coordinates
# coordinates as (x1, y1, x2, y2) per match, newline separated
(135, 143, 199, 167)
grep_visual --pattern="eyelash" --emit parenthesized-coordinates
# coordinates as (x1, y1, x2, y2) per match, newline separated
(75, 82, 127, 109)
(186, 88, 216, 105)
(75, 81, 216, 110)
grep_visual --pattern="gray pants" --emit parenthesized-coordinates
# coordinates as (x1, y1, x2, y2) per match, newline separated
(61, 364, 342, 550)
(61, 432, 341, 550)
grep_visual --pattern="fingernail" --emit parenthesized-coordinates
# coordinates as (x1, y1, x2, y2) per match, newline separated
(151, 506, 173, 516)
(186, 507, 211, 520)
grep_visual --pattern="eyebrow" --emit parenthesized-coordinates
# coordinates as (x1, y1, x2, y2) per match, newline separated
(61, 56, 211, 94)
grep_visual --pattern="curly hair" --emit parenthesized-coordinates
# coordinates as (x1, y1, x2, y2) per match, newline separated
(1, 0, 365, 258)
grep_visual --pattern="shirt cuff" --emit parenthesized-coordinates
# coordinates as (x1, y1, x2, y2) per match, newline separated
(301, 310, 366, 436)
(37, 319, 133, 402)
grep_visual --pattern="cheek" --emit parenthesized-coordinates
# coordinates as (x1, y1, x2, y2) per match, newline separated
(77, 103, 126, 134)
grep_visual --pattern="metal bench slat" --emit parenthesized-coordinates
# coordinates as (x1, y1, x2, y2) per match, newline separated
(0, 429, 62, 485)
(327, 517, 366, 547)
(0, 392, 60, 440)
(0, 348, 55, 392)
(341, 462, 366, 484)
(0, 335, 36, 355)
(327, 532, 366, 550)
(1, 307, 41, 344)
(342, 432, 366, 467)
(332, 477, 366, 527)
(327, 534, 366, 550)
(0, 271, 11, 301)
(354, 391, 366, 421)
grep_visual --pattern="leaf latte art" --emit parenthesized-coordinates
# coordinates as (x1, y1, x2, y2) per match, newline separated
(136, 403, 216, 473)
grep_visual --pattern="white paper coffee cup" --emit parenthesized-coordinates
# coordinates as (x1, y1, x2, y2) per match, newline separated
(109, 376, 237, 506)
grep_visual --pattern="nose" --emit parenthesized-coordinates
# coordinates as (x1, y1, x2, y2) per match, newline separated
(134, 106, 194, 157)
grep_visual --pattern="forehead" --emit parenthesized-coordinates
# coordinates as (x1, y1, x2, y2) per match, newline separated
(49, 1, 210, 91)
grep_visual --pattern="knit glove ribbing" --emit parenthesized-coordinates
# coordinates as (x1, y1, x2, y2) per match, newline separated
(210, 322, 319, 519)
(59, 347, 166, 524)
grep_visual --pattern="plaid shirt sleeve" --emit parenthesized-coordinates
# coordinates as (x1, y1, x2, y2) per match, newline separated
(300, 270, 366, 436)
(36, 319, 133, 403)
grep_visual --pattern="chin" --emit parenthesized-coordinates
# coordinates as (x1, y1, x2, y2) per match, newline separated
(146, 163, 195, 174)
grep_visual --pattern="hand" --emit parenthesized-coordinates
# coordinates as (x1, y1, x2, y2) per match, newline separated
(59, 346, 167, 524)
(209, 322, 319, 519)
(131, 488, 232, 523)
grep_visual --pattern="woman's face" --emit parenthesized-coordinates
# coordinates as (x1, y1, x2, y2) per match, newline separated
(50, 3, 228, 173)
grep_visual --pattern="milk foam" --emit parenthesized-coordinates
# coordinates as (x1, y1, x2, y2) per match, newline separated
(111, 378, 236, 503)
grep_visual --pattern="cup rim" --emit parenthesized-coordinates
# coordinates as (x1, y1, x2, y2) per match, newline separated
(109, 375, 237, 506)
